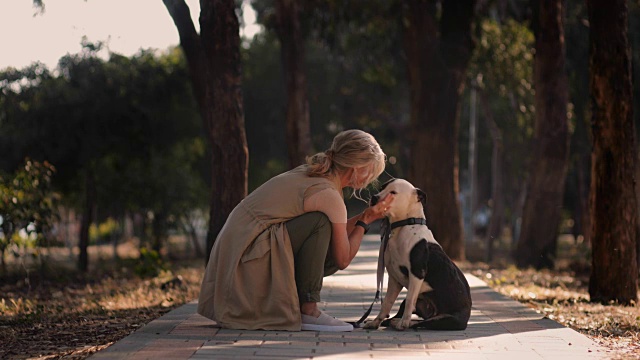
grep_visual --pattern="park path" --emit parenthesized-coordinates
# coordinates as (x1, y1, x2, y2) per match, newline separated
(90, 236, 610, 359)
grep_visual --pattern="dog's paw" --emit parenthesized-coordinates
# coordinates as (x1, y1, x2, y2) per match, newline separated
(390, 318, 411, 331)
(363, 318, 382, 330)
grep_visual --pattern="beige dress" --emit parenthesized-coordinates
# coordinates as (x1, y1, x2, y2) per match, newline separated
(197, 165, 344, 331)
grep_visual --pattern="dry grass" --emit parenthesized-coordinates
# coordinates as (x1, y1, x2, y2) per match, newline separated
(0, 240, 203, 359)
(465, 266, 640, 358)
(461, 235, 640, 359)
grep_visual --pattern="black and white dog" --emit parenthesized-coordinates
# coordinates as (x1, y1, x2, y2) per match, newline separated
(364, 179, 472, 331)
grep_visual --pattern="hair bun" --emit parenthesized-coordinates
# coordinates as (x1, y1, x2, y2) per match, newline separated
(324, 150, 334, 162)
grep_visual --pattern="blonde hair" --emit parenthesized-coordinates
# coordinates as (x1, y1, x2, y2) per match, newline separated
(306, 129, 386, 191)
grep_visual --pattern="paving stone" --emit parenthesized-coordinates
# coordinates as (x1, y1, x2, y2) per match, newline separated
(369, 349, 429, 358)
(196, 342, 256, 352)
(89, 237, 611, 360)
(343, 341, 371, 349)
(254, 347, 314, 357)
(316, 341, 345, 348)
(91, 352, 137, 359)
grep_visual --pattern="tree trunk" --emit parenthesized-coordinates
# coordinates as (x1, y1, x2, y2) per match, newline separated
(479, 89, 505, 263)
(636, 151, 640, 272)
(179, 213, 204, 258)
(163, 0, 249, 264)
(78, 170, 96, 272)
(402, 0, 476, 260)
(515, 0, 570, 269)
(569, 61, 592, 246)
(276, 0, 312, 168)
(571, 109, 591, 244)
(188, 221, 204, 258)
(151, 211, 166, 254)
(1, 246, 6, 275)
(112, 217, 121, 260)
(587, 0, 638, 304)
(573, 150, 591, 244)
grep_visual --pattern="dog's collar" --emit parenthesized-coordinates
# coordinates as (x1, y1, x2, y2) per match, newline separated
(390, 217, 427, 230)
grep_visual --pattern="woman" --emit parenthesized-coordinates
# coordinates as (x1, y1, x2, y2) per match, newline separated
(197, 129, 394, 332)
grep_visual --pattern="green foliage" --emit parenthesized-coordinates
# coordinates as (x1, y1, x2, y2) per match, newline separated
(0, 159, 59, 260)
(464, 18, 535, 215)
(9, 1, 622, 255)
(134, 247, 167, 278)
(89, 218, 120, 244)
(249, 1, 408, 177)
(469, 19, 535, 136)
(0, 46, 208, 256)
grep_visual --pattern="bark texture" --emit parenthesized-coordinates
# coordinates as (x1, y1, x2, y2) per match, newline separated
(515, 0, 570, 269)
(163, 0, 249, 261)
(402, 0, 476, 260)
(586, 0, 638, 304)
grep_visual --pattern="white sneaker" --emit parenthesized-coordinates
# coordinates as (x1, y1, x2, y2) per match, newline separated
(301, 311, 354, 332)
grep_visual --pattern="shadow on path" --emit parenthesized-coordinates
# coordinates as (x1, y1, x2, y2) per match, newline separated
(91, 237, 609, 359)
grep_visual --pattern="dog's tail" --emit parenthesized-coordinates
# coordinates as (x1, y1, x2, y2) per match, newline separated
(411, 313, 468, 331)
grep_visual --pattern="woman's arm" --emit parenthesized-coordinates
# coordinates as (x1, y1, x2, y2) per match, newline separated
(330, 193, 394, 269)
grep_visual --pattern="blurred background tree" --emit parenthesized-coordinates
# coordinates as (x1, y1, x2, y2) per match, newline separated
(1, 0, 637, 301)
(466, 17, 535, 263)
(163, 0, 248, 262)
(514, 0, 571, 269)
(586, 0, 638, 305)
(0, 43, 206, 271)
(0, 159, 59, 275)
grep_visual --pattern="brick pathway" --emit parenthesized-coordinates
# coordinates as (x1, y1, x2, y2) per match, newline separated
(91, 236, 611, 359)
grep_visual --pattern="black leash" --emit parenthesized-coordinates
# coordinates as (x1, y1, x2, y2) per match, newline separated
(349, 217, 427, 328)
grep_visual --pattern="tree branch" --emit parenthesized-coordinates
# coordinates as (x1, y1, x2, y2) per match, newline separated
(162, 0, 207, 110)
(162, 0, 202, 68)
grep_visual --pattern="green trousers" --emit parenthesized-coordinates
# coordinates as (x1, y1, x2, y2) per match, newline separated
(286, 211, 340, 303)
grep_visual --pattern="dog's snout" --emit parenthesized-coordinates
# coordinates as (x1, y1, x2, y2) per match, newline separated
(370, 194, 380, 206)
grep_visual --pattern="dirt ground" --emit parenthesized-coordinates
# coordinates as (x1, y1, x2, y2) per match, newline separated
(461, 235, 640, 359)
(463, 265, 640, 358)
(1, 238, 639, 359)
(0, 239, 203, 359)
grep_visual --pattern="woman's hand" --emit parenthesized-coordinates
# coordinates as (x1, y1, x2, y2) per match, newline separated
(335, 193, 395, 269)
(362, 193, 395, 223)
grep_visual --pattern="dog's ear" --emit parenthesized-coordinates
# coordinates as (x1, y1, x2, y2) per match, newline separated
(416, 188, 427, 208)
